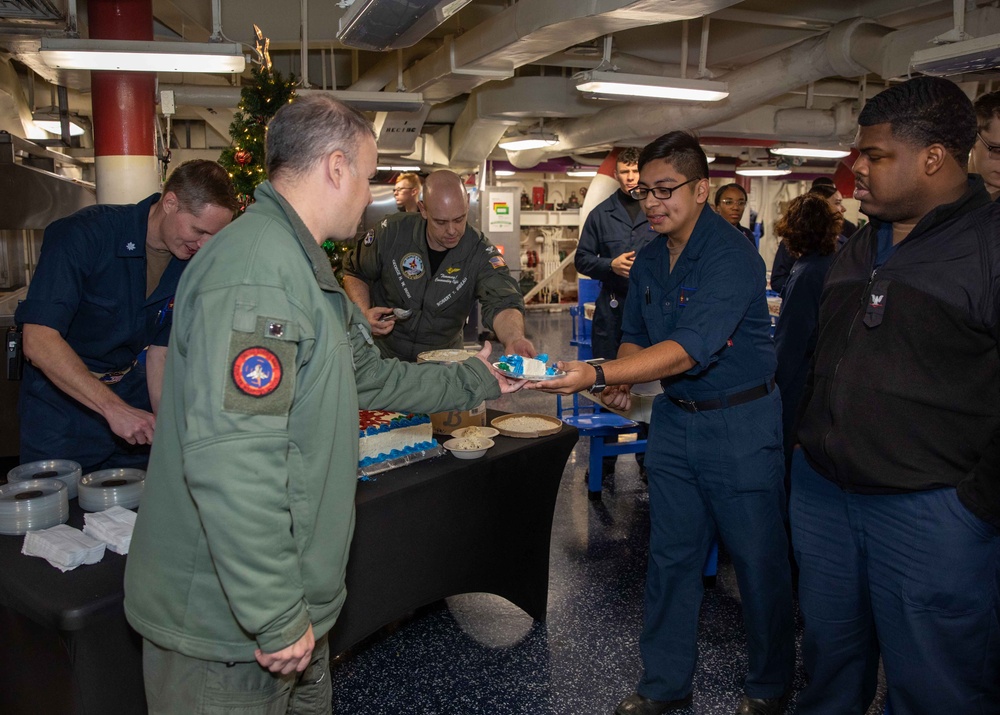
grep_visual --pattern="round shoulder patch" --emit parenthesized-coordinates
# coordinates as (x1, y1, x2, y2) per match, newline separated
(232, 347, 283, 397)
(400, 252, 425, 279)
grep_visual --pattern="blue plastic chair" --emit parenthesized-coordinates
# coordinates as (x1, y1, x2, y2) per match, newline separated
(568, 305, 592, 361)
(557, 393, 645, 500)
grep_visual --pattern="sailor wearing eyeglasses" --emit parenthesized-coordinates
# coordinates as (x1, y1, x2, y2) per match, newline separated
(531, 132, 793, 715)
(972, 90, 1000, 200)
(392, 172, 422, 212)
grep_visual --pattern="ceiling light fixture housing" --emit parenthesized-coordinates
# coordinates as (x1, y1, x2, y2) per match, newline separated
(566, 168, 597, 177)
(575, 71, 729, 102)
(39, 38, 246, 73)
(770, 146, 851, 159)
(910, 32, 1000, 75)
(338, 0, 474, 51)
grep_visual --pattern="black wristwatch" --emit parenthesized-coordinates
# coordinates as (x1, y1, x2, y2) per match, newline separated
(589, 364, 607, 394)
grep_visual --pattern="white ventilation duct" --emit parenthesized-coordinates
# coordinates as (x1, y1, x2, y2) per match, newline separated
(396, 0, 744, 104)
(520, 9, 1000, 158)
(774, 101, 858, 140)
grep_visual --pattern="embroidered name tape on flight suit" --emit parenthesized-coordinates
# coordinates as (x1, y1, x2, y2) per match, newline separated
(224, 315, 297, 416)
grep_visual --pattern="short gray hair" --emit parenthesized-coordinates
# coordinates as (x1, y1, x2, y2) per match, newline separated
(265, 94, 376, 181)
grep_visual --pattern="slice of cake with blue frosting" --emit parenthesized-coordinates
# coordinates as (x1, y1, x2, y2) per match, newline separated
(496, 353, 559, 377)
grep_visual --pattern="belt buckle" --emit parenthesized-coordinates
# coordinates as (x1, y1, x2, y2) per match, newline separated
(676, 398, 698, 413)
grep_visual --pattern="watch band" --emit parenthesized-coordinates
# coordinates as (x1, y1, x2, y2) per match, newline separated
(589, 364, 607, 394)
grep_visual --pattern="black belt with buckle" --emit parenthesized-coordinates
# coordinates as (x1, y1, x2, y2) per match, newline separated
(669, 379, 775, 413)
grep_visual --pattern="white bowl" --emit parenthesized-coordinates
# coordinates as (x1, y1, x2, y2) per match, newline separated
(443, 437, 494, 460)
(450, 427, 500, 440)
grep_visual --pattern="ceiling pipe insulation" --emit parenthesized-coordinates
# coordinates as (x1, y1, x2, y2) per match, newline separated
(508, 9, 1000, 162)
(393, 0, 744, 104)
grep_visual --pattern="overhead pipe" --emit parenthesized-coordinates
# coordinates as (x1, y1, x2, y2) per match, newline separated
(397, 0, 743, 104)
(526, 18, 895, 156)
(347, 41, 437, 92)
(680, 20, 689, 78)
(300, 0, 310, 87)
(697, 16, 709, 77)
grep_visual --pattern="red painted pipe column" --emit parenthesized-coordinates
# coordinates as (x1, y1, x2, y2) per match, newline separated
(89, 0, 159, 204)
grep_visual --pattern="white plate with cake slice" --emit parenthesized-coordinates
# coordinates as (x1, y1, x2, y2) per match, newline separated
(492, 363, 567, 381)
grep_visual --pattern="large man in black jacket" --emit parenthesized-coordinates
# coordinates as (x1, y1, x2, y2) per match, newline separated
(792, 77, 1000, 714)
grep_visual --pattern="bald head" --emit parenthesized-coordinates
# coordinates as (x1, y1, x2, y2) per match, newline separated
(420, 170, 470, 251)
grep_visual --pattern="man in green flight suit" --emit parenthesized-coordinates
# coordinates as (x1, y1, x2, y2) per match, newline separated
(123, 95, 523, 714)
(343, 169, 536, 361)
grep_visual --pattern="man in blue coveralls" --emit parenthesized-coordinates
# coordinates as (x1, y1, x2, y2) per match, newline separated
(575, 147, 656, 479)
(15, 160, 238, 472)
(533, 132, 794, 715)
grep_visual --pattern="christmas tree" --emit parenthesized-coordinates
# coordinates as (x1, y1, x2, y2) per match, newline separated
(219, 64, 296, 210)
(219, 60, 353, 282)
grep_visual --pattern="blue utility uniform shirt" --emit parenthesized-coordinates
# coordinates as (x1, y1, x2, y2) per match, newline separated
(575, 191, 656, 359)
(622, 206, 776, 399)
(15, 194, 186, 469)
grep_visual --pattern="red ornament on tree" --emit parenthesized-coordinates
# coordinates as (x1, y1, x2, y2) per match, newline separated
(235, 149, 252, 166)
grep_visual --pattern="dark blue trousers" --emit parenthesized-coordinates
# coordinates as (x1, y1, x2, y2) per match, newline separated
(790, 452, 1000, 715)
(637, 390, 794, 701)
(19, 362, 151, 473)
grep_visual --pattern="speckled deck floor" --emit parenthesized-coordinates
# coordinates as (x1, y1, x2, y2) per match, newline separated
(329, 310, 887, 715)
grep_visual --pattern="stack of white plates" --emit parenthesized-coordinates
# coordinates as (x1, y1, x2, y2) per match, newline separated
(78, 468, 146, 512)
(8, 460, 83, 500)
(0, 480, 70, 535)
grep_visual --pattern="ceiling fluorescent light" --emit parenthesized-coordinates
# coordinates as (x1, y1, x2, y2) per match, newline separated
(566, 169, 597, 177)
(735, 165, 791, 177)
(576, 71, 729, 102)
(770, 146, 850, 159)
(910, 32, 1000, 75)
(495, 169, 516, 176)
(498, 137, 557, 151)
(338, 0, 473, 52)
(40, 38, 245, 73)
(378, 165, 421, 171)
(498, 132, 558, 151)
(705, 154, 716, 163)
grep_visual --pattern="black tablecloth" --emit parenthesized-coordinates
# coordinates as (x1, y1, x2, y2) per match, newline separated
(0, 412, 577, 714)
(330, 413, 577, 652)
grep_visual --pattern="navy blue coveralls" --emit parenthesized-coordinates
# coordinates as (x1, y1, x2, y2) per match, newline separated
(575, 191, 656, 360)
(15, 195, 183, 472)
(622, 206, 794, 702)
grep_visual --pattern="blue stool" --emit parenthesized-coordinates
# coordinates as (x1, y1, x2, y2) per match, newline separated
(557, 393, 645, 500)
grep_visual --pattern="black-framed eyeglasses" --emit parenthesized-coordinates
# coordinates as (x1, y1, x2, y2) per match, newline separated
(629, 177, 698, 201)
(978, 132, 1000, 160)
